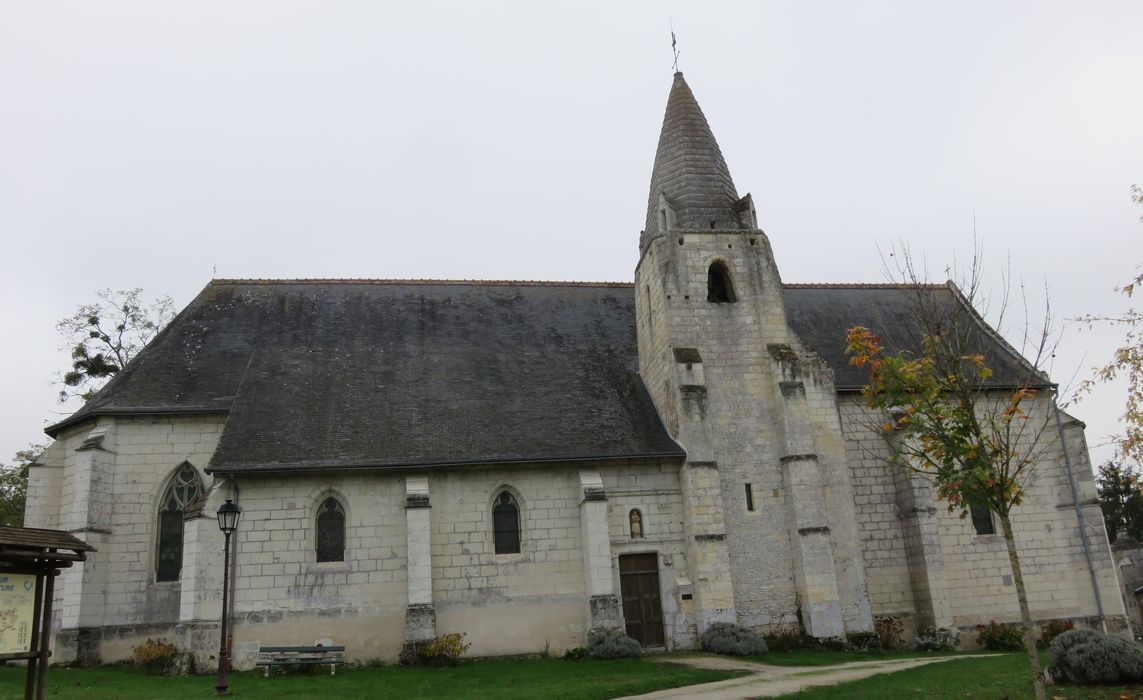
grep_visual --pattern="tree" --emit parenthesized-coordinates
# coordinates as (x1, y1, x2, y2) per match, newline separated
(0, 444, 47, 527)
(845, 249, 1055, 700)
(1074, 187, 1143, 465)
(1095, 460, 1143, 543)
(56, 288, 175, 402)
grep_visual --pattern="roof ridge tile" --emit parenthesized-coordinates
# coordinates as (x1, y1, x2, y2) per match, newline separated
(210, 278, 635, 288)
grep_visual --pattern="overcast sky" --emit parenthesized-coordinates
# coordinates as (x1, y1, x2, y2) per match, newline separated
(1, 1, 1140, 472)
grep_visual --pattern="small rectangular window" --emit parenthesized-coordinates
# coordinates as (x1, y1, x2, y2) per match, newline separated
(745, 483, 755, 512)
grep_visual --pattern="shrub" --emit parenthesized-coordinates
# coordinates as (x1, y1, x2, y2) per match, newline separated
(1061, 639, 1124, 684)
(874, 616, 904, 651)
(915, 628, 958, 652)
(699, 622, 767, 656)
(422, 633, 470, 665)
(400, 632, 470, 666)
(763, 632, 810, 652)
(132, 638, 176, 670)
(562, 646, 589, 661)
(845, 632, 880, 653)
(762, 631, 847, 652)
(1102, 636, 1143, 682)
(975, 620, 1024, 651)
(1048, 628, 1103, 668)
(586, 628, 641, 660)
(1048, 629, 1143, 685)
(816, 637, 847, 652)
(397, 642, 420, 666)
(1038, 619, 1074, 648)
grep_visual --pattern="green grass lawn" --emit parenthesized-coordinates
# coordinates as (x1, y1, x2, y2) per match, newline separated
(7, 651, 1142, 699)
(777, 651, 1143, 699)
(0, 657, 739, 700)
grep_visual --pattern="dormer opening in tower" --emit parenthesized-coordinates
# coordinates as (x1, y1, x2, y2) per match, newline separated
(707, 261, 736, 303)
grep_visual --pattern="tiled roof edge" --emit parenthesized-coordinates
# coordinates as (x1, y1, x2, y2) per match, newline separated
(210, 278, 635, 288)
(208, 278, 952, 291)
(45, 407, 230, 438)
(206, 449, 689, 475)
(942, 280, 1055, 387)
(782, 282, 949, 289)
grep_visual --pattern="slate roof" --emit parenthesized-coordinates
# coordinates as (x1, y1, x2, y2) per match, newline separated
(642, 72, 745, 246)
(782, 283, 1048, 391)
(48, 280, 685, 473)
(46, 279, 1046, 473)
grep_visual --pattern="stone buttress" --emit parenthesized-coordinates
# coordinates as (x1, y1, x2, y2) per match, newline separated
(56, 423, 116, 665)
(404, 476, 436, 643)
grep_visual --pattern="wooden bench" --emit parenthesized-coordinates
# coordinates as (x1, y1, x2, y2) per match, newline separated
(256, 644, 347, 677)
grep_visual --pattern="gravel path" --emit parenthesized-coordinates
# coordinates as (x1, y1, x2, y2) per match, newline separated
(617, 654, 974, 699)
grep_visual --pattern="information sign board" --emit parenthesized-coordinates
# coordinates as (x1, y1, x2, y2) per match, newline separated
(0, 574, 37, 654)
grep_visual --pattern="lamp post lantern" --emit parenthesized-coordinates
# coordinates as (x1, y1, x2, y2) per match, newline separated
(215, 498, 240, 696)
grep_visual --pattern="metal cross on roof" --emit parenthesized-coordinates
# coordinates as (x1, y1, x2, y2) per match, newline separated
(670, 21, 680, 72)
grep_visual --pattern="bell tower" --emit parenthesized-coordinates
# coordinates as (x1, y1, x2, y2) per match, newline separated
(634, 72, 873, 638)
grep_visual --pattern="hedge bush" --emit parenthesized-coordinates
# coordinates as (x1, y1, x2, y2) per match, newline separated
(587, 628, 642, 660)
(1048, 628, 1103, 668)
(1048, 629, 1143, 685)
(874, 616, 904, 651)
(1106, 636, 1143, 682)
(699, 622, 767, 656)
(399, 632, 471, 666)
(915, 628, 958, 652)
(1038, 619, 1074, 648)
(844, 632, 880, 653)
(975, 620, 1024, 651)
(132, 638, 176, 671)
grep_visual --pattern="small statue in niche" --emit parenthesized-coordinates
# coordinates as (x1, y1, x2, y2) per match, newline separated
(629, 509, 643, 539)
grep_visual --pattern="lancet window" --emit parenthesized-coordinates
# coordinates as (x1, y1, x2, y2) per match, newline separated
(493, 491, 521, 554)
(316, 497, 346, 562)
(156, 463, 204, 582)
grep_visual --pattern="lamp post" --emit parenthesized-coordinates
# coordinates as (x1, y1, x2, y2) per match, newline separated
(215, 498, 240, 696)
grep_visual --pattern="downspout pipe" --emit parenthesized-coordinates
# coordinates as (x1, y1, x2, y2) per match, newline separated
(1051, 391, 1106, 628)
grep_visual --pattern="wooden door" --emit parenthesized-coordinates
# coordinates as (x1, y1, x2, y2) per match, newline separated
(619, 553, 665, 646)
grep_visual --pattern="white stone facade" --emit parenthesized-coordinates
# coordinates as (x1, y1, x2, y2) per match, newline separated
(26, 364, 1127, 666)
(842, 395, 1123, 641)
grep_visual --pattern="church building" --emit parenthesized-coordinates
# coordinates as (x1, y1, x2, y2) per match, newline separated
(25, 72, 1127, 668)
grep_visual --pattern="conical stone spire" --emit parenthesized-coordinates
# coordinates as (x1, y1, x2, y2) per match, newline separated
(642, 72, 753, 249)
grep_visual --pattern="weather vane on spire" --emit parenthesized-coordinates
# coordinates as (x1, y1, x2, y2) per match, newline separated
(670, 19, 680, 72)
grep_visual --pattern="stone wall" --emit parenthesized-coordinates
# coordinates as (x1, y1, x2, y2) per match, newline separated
(841, 395, 1127, 639)
(1111, 539, 1143, 633)
(28, 415, 695, 666)
(28, 359, 1125, 666)
(221, 460, 690, 664)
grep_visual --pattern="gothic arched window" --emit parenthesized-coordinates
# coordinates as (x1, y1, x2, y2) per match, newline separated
(156, 463, 204, 582)
(707, 262, 737, 303)
(493, 491, 521, 554)
(629, 509, 644, 539)
(316, 497, 346, 562)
